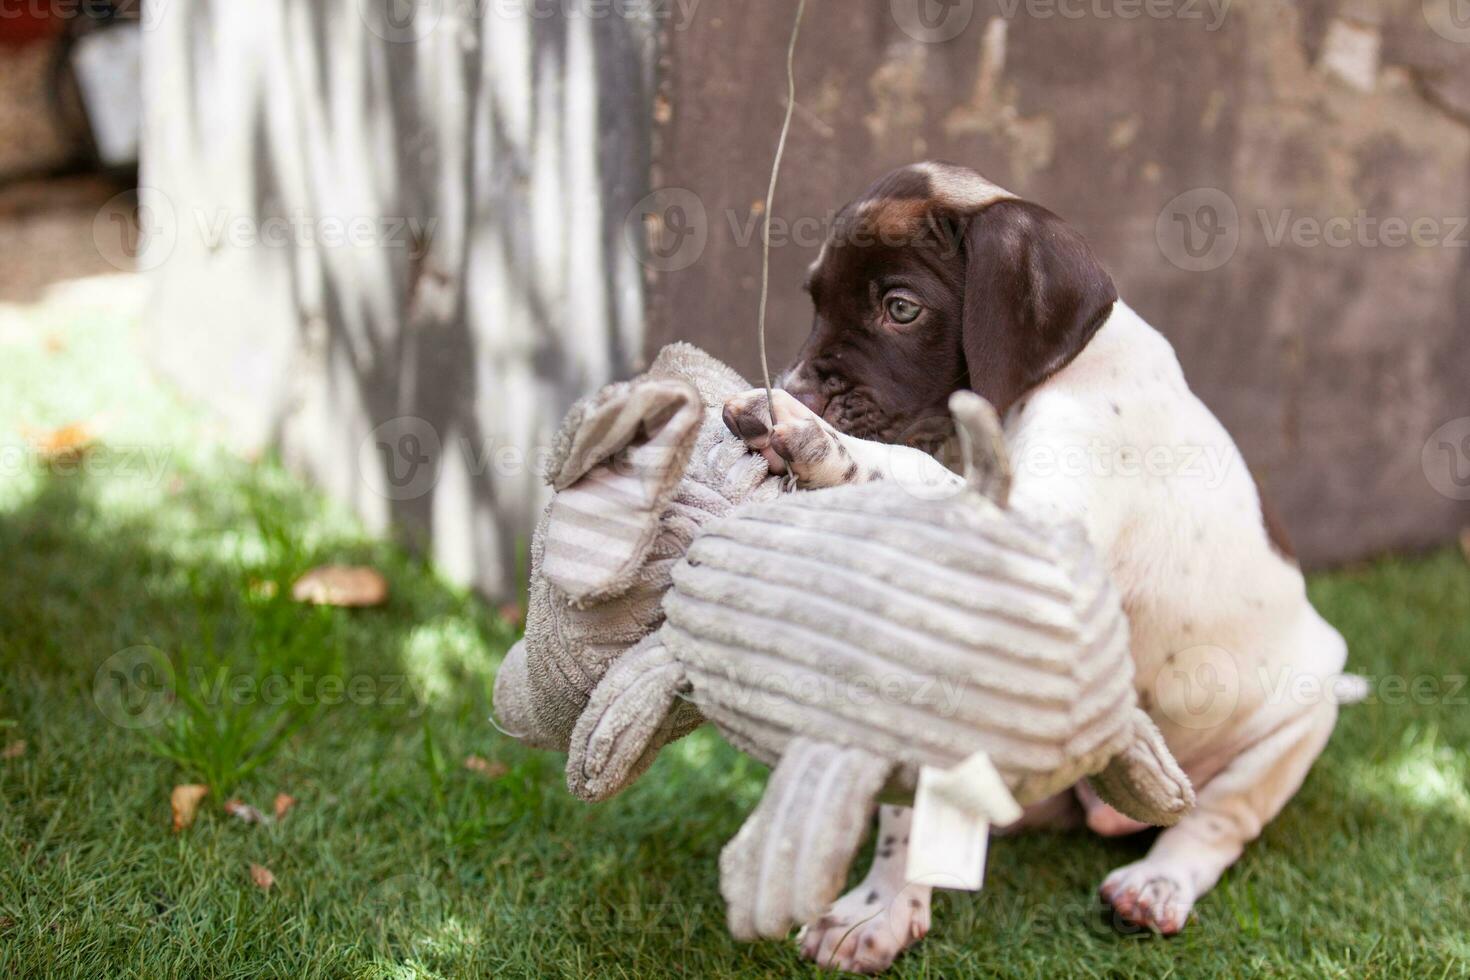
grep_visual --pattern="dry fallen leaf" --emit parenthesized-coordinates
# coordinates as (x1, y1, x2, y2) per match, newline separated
(248, 578, 279, 600)
(464, 755, 508, 779)
(224, 799, 268, 824)
(273, 793, 297, 821)
(171, 784, 209, 832)
(290, 565, 389, 608)
(249, 863, 275, 891)
(21, 421, 94, 461)
(1, 740, 25, 760)
(497, 602, 525, 629)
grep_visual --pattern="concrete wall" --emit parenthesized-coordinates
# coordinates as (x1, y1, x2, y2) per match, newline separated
(647, 0, 1470, 566)
(144, 0, 1470, 594)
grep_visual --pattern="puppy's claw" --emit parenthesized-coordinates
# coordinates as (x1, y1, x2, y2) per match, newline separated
(1100, 860, 1196, 935)
(723, 401, 770, 442)
(724, 388, 861, 489)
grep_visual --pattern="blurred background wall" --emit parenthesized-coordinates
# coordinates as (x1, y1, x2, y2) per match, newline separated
(142, 0, 654, 597)
(142, 0, 1470, 596)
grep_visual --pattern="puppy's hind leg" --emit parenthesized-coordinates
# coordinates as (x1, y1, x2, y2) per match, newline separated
(1100, 696, 1340, 934)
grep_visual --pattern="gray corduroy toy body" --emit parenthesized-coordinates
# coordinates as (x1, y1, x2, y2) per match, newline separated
(492, 343, 784, 757)
(564, 391, 1195, 942)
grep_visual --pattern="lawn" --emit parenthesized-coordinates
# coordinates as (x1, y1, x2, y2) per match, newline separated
(1, 280, 1467, 978)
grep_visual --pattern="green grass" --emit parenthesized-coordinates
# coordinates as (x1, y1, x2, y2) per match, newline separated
(1, 284, 1468, 977)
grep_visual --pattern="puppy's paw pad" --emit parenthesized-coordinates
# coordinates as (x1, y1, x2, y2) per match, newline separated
(798, 884, 930, 974)
(722, 390, 774, 443)
(1100, 861, 1196, 935)
(769, 419, 837, 464)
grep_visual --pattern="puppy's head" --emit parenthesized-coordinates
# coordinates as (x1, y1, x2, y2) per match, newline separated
(782, 162, 1117, 449)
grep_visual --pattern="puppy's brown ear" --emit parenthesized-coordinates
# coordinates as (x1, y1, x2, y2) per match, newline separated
(961, 200, 1117, 416)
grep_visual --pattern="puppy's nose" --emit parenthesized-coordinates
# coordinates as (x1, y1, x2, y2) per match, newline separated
(792, 390, 826, 416)
(723, 403, 769, 441)
(779, 360, 828, 418)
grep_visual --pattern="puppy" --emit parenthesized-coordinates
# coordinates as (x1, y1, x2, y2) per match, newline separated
(723, 162, 1350, 973)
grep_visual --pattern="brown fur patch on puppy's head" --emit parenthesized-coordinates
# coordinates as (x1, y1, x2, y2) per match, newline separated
(782, 162, 1117, 448)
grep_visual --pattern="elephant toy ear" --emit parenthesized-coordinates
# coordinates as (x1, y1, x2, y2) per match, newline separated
(949, 390, 1012, 506)
(541, 377, 704, 605)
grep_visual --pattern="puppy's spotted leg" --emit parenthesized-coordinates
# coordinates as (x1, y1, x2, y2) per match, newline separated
(722, 389, 965, 495)
(722, 388, 871, 487)
(797, 805, 930, 974)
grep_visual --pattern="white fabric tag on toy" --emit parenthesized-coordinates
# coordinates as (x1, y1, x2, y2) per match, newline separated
(906, 751, 1023, 891)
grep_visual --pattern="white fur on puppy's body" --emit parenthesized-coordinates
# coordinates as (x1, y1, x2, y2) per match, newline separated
(727, 300, 1348, 959)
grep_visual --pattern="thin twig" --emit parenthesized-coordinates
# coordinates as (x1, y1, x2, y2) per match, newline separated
(757, 0, 807, 421)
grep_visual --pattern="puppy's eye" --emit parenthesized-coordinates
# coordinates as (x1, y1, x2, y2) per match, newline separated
(885, 294, 923, 325)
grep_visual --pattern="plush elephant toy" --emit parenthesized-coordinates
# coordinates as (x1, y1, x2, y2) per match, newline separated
(560, 390, 1196, 941)
(491, 343, 785, 764)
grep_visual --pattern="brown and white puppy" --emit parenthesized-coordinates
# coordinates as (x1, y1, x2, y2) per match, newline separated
(724, 162, 1351, 973)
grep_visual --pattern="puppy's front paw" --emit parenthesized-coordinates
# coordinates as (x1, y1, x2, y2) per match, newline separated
(722, 388, 777, 445)
(1099, 860, 1198, 935)
(797, 880, 931, 974)
(722, 389, 862, 489)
